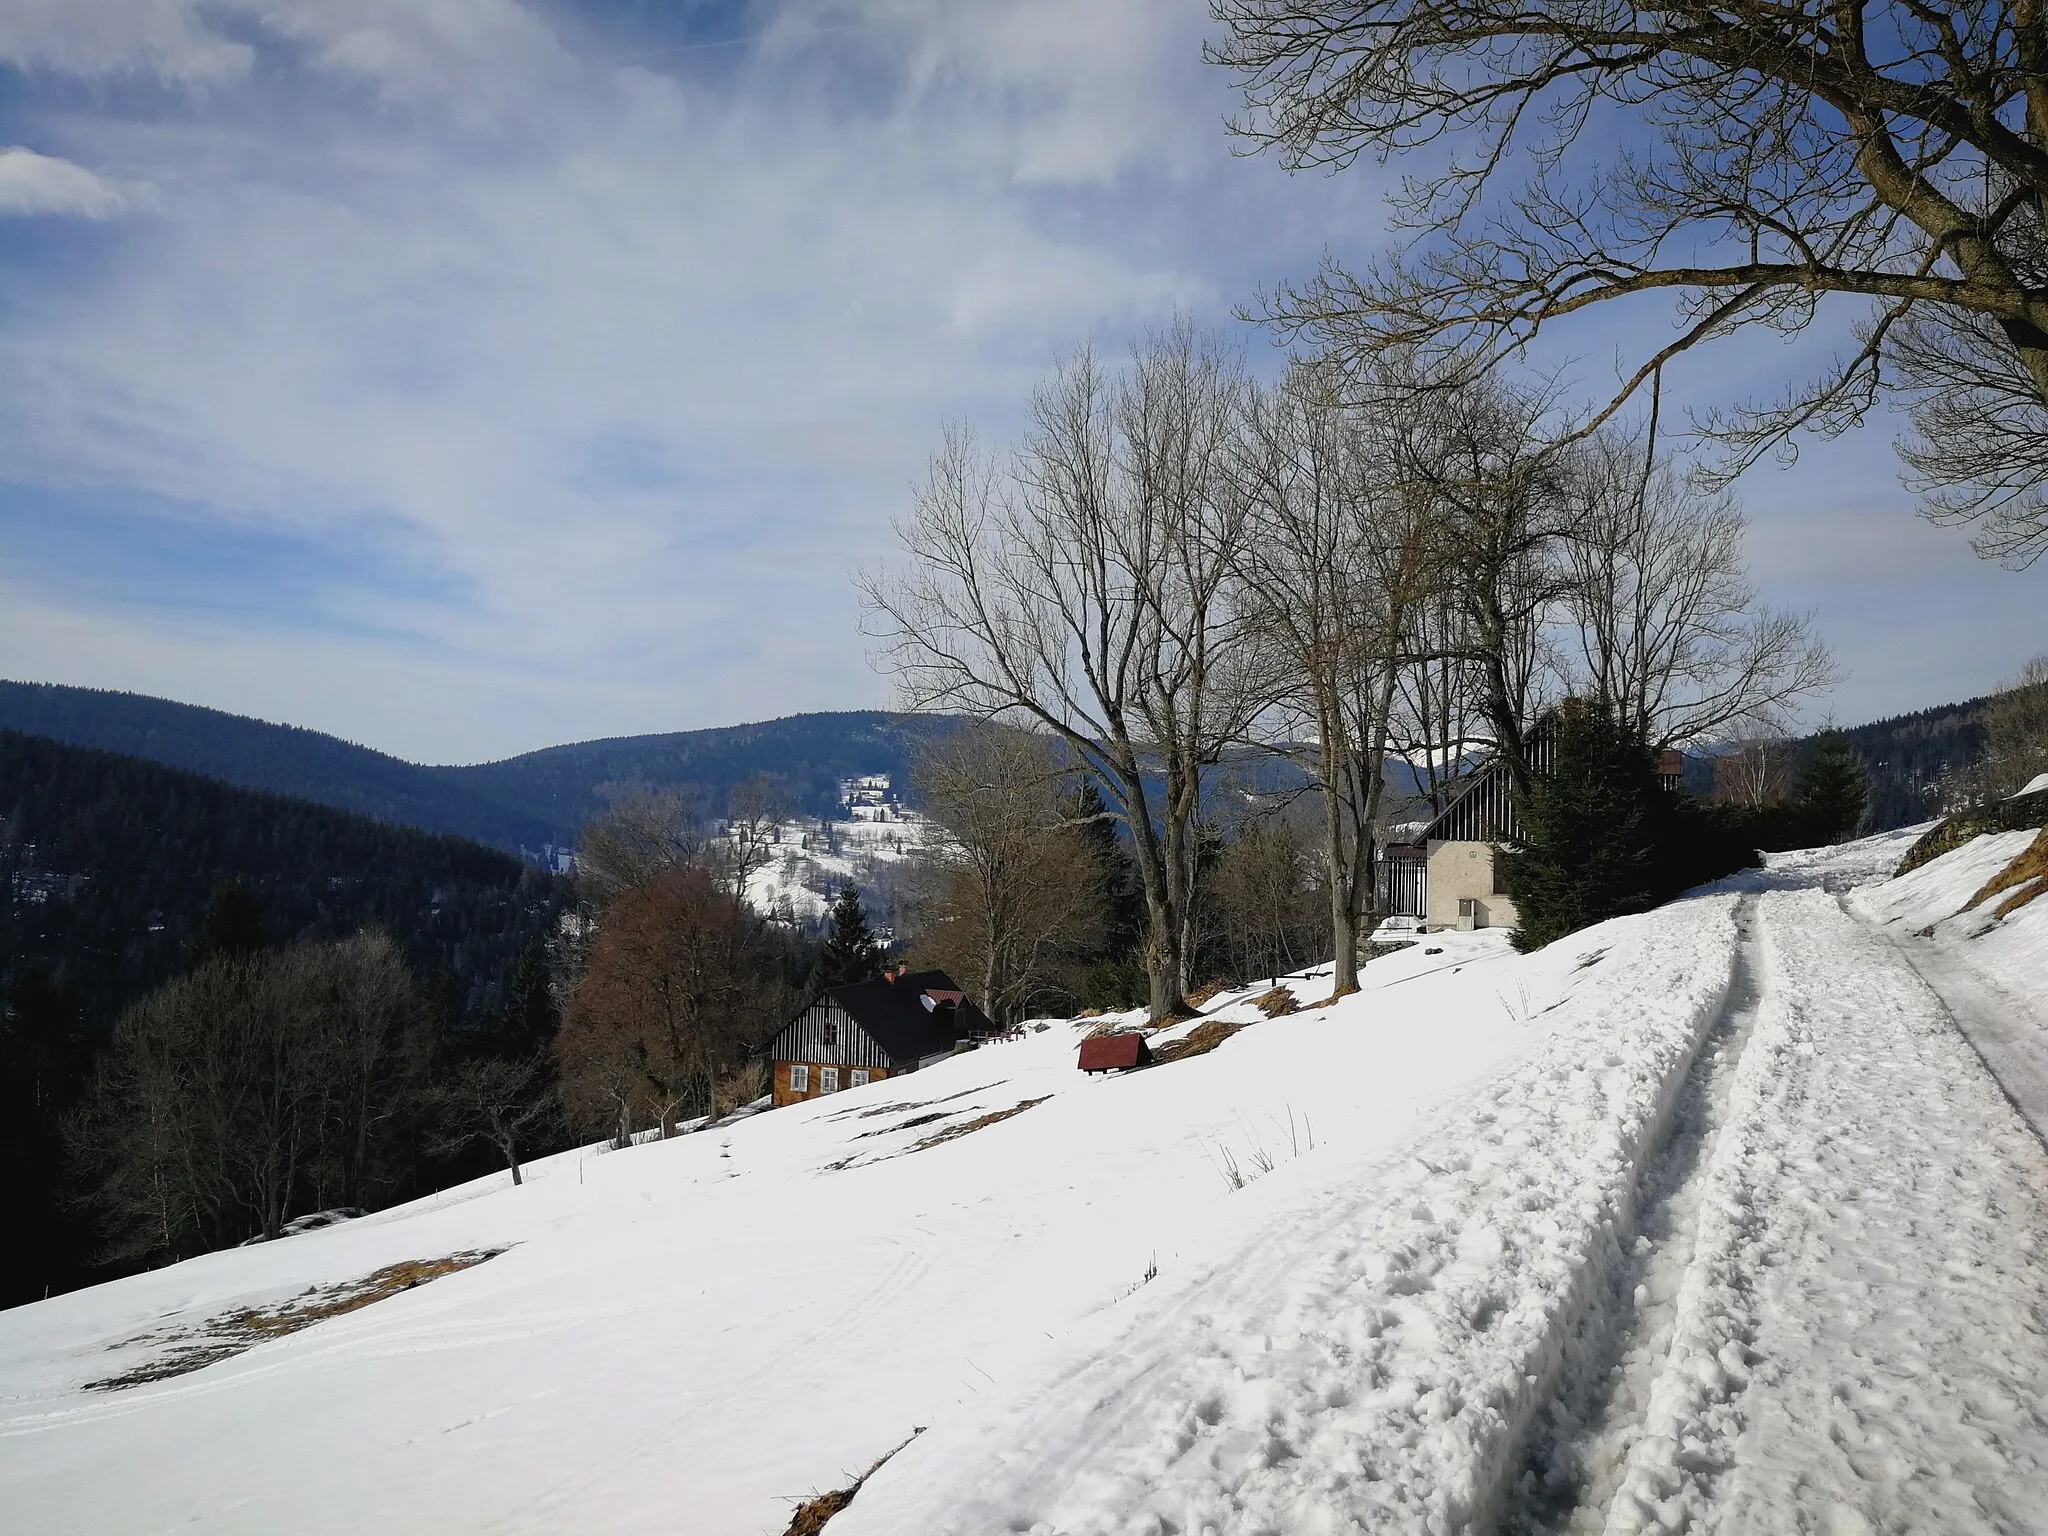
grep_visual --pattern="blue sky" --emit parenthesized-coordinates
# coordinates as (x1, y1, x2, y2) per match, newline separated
(0, 1, 2039, 764)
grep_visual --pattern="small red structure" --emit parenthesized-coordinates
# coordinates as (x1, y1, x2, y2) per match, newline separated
(1078, 1033, 1152, 1073)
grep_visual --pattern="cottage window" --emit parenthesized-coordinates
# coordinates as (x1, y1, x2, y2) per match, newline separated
(822, 1017, 839, 1045)
(850, 1069, 870, 1088)
(820, 1067, 840, 1093)
(789, 1064, 809, 1094)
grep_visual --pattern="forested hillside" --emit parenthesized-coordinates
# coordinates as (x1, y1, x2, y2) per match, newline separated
(0, 731, 569, 1306)
(1816, 695, 1990, 831)
(0, 681, 557, 853)
(442, 710, 954, 830)
(0, 683, 953, 851)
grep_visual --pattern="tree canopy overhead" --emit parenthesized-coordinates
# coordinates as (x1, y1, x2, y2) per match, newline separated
(1211, 0, 2048, 565)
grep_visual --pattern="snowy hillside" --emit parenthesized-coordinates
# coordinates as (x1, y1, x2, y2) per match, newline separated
(4, 828, 2046, 1534)
(741, 804, 926, 926)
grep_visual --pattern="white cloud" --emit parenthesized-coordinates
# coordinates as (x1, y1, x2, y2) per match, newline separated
(0, 0, 253, 84)
(0, 147, 131, 218)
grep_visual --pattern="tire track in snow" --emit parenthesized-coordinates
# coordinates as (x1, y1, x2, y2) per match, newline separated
(1499, 896, 1767, 1532)
(830, 900, 1750, 1536)
(1583, 888, 2048, 1533)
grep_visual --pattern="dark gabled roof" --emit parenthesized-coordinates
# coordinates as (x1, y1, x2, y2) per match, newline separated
(1420, 713, 1560, 844)
(822, 969, 996, 1065)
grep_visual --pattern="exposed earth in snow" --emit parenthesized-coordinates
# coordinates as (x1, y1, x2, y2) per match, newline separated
(3, 825, 2046, 1534)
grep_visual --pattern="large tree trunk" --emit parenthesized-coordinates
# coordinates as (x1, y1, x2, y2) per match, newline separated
(1324, 778, 1360, 999)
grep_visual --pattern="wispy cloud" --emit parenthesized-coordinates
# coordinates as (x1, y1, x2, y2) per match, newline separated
(0, 147, 131, 217)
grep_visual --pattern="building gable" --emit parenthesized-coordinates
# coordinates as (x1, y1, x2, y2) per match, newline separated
(767, 969, 995, 1071)
(768, 997, 894, 1070)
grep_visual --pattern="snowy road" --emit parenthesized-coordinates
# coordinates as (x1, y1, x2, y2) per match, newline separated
(840, 845, 2048, 1535)
(1592, 887, 2048, 1533)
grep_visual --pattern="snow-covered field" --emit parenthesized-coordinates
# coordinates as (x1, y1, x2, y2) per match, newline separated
(4, 825, 2046, 1534)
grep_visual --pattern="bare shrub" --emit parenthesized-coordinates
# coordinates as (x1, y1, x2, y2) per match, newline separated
(714, 1058, 770, 1115)
(71, 932, 426, 1260)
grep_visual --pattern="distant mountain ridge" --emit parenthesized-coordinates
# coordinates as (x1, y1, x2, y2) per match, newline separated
(0, 678, 1990, 853)
(0, 682, 559, 853)
(1828, 693, 1991, 831)
(0, 683, 945, 855)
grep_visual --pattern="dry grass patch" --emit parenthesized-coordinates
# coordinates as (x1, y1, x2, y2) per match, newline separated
(782, 1430, 924, 1534)
(1183, 979, 1233, 1009)
(1966, 825, 2048, 919)
(87, 1249, 504, 1391)
(909, 1097, 1051, 1151)
(1248, 986, 1299, 1018)
(1152, 1018, 1244, 1065)
(859, 1110, 954, 1139)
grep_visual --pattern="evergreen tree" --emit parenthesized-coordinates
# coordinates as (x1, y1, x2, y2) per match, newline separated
(0, 968, 93, 1306)
(1794, 731, 1871, 845)
(811, 885, 885, 990)
(1509, 707, 1662, 952)
(506, 939, 559, 1053)
(193, 879, 266, 966)
(1060, 779, 1148, 1008)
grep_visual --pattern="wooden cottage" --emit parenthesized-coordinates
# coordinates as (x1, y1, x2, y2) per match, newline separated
(768, 968, 997, 1106)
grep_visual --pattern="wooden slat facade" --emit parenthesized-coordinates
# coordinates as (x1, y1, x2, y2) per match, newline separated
(1423, 716, 1560, 846)
(771, 998, 894, 1070)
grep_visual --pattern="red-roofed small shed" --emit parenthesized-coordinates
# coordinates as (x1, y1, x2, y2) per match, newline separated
(1078, 1033, 1152, 1073)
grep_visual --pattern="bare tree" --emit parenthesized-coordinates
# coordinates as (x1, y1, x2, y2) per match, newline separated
(716, 773, 790, 916)
(1386, 369, 1583, 794)
(557, 866, 783, 1141)
(1211, 0, 2048, 564)
(553, 985, 645, 1150)
(906, 724, 1106, 1025)
(1205, 808, 1326, 987)
(1714, 739, 1797, 808)
(71, 935, 425, 1260)
(1389, 589, 1490, 817)
(1232, 364, 1437, 994)
(428, 1054, 556, 1187)
(862, 325, 1260, 1020)
(308, 931, 428, 1212)
(1564, 437, 1838, 749)
(1984, 654, 2048, 793)
(575, 791, 705, 908)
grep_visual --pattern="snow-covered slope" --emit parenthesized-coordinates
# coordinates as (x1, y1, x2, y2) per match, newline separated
(4, 829, 2046, 1535)
(742, 809, 925, 925)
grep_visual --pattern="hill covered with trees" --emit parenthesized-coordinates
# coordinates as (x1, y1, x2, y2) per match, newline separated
(0, 683, 955, 853)
(439, 710, 955, 832)
(0, 682, 559, 853)
(1821, 696, 1991, 831)
(0, 730, 570, 1306)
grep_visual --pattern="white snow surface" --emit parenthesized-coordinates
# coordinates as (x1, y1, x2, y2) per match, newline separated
(741, 811, 924, 924)
(5, 827, 2048, 1534)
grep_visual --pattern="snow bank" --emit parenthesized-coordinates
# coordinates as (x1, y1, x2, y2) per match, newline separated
(1606, 889, 2048, 1532)
(1852, 825, 2048, 1002)
(834, 898, 1743, 1535)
